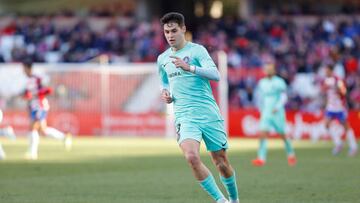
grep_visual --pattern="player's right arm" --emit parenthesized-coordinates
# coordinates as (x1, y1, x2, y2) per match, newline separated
(161, 89, 173, 104)
(158, 56, 173, 104)
(255, 80, 264, 111)
(169, 45, 219, 81)
(23, 89, 32, 100)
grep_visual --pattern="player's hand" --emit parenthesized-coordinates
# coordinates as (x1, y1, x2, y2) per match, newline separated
(161, 89, 173, 104)
(170, 56, 190, 71)
(24, 91, 32, 99)
(38, 87, 53, 96)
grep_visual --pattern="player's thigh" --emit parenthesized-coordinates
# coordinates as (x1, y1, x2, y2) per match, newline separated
(324, 116, 332, 128)
(210, 148, 229, 165)
(200, 121, 228, 152)
(324, 111, 336, 125)
(338, 111, 348, 126)
(271, 113, 286, 135)
(176, 122, 202, 145)
(30, 110, 47, 130)
(179, 139, 201, 158)
(30, 120, 41, 131)
(38, 120, 48, 134)
(325, 111, 347, 126)
(30, 109, 47, 122)
(259, 115, 272, 132)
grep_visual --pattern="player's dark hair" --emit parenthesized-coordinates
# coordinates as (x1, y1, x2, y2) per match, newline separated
(22, 59, 33, 69)
(326, 63, 335, 71)
(160, 12, 185, 27)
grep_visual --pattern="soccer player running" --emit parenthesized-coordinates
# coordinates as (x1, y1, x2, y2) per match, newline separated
(322, 64, 358, 156)
(157, 12, 239, 203)
(252, 63, 296, 167)
(0, 109, 16, 160)
(22, 61, 72, 160)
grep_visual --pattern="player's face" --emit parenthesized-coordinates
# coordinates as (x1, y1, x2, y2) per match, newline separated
(163, 22, 186, 48)
(264, 64, 275, 76)
(325, 67, 332, 77)
(23, 66, 32, 77)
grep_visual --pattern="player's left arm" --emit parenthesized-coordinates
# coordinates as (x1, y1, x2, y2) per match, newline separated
(337, 79, 347, 96)
(273, 92, 287, 113)
(38, 87, 53, 96)
(170, 46, 220, 81)
(273, 79, 288, 113)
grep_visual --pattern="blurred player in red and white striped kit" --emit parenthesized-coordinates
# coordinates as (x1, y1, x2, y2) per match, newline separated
(322, 64, 358, 156)
(22, 61, 72, 160)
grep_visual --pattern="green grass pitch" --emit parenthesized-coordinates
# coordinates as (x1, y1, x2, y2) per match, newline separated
(0, 137, 359, 203)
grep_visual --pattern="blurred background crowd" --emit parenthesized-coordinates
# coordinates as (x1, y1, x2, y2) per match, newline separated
(0, 0, 359, 111)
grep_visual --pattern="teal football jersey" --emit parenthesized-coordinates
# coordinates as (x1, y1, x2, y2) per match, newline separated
(157, 42, 223, 123)
(258, 75, 287, 115)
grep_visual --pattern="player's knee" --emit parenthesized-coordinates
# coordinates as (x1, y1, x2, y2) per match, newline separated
(214, 159, 230, 173)
(38, 127, 46, 136)
(259, 132, 267, 139)
(213, 155, 230, 172)
(324, 120, 331, 129)
(184, 152, 201, 167)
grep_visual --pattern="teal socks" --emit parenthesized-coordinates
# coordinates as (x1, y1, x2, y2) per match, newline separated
(258, 139, 267, 160)
(199, 174, 225, 201)
(220, 172, 239, 201)
(284, 139, 295, 156)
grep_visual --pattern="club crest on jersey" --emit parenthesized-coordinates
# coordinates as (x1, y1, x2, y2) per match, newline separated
(183, 56, 190, 64)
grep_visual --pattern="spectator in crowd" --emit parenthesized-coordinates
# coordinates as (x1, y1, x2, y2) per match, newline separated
(0, 10, 359, 110)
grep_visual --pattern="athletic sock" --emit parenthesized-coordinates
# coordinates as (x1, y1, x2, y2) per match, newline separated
(0, 144, 6, 159)
(45, 127, 65, 140)
(220, 172, 239, 201)
(346, 129, 358, 150)
(199, 174, 225, 202)
(329, 130, 343, 147)
(29, 130, 39, 157)
(258, 139, 267, 161)
(284, 139, 295, 156)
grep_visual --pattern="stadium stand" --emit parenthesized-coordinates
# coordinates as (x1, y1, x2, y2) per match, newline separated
(0, 5, 359, 111)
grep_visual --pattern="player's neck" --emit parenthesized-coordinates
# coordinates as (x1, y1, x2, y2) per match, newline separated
(267, 74, 275, 79)
(171, 40, 187, 52)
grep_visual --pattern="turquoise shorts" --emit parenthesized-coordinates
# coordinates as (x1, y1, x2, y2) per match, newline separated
(259, 111, 286, 134)
(175, 120, 228, 152)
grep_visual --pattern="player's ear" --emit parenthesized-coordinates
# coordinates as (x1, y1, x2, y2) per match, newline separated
(181, 25, 186, 33)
